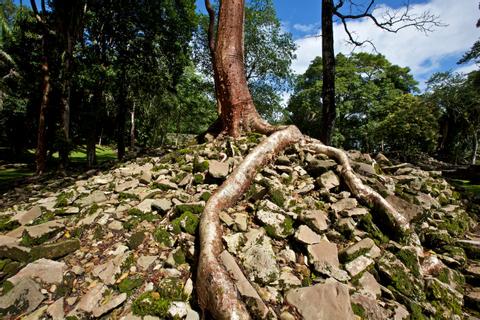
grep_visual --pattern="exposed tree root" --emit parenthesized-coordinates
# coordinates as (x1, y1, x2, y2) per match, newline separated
(197, 125, 303, 320)
(197, 128, 419, 319)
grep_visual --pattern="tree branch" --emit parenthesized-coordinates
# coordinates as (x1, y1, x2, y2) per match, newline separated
(205, 0, 216, 56)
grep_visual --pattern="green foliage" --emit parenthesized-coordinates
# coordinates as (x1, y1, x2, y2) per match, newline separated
(153, 226, 172, 247)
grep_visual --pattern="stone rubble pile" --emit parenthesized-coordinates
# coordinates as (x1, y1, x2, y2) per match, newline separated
(0, 133, 478, 319)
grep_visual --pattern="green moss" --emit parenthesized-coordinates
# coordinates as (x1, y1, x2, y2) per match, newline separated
(0, 216, 20, 232)
(269, 188, 285, 207)
(397, 248, 421, 277)
(193, 173, 204, 185)
(282, 216, 294, 235)
(423, 230, 453, 248)
(175, 203, 204, 215)
(118, 276, 144, 295)
(93, 225, 105, 240)
(427, 279, 463, 316)
(358, 213, 389, 244)
(127, 208, 159, 223)
(246, 132, 263, 144)
(55, 191, 74, 208)
(409, 302, 427, 320)
(157, 277, 187, 301)
(438, 211, 470, 237)
(121, 254, 136, 273)
(2, 280, 13, 294)
(153, 164, 169, 171)
(171, 211, 199, 235)
(153, 227, 172, 246)
(193, 156, 209, 173)
(128, 231, 146, 250)
(200, 191, 211, 202)
(352, 303, 366, 318)
(119, 192, 140, 202)
(33, 210, 55, 224)
(173, 248, 186, 265)
(86, 203, 99, 215)
(264, 216, 294, 239)
(132, 291, 171, 317)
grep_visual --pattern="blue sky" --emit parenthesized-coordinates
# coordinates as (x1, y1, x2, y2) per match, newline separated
(196, 0, 479, 90)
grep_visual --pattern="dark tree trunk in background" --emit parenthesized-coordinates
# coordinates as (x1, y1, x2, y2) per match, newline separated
(116, 70, 128, 160)
(321, 0, 336, 145)
(59, 46, 72, 169)
(36, 56, 50, 175)
(130, 102, 135, 150)
(213, 0, 275, 137)
(31, 0, 50, 175)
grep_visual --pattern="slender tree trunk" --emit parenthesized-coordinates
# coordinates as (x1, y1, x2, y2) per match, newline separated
(130, 102, 135, 150)
(214, 0, 275, 137)
(59, 44, 72, 169)
(473, 131, 478, 165)
(321, 0, 336, 145)
(86, 87, 101, 168)
(35, 56, 50, 175)
(116, 70, 127, 160)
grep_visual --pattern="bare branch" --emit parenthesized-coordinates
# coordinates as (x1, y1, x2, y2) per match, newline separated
(333, 0, 445, 37)
(338, 15, 378, 52)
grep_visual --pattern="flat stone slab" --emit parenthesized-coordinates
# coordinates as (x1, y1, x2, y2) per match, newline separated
(0, 278, 44, 317)
(286, 280, 355, 320)
(12, 206, 42, 225)
(0, 235, 31, 262)
(220, 250, 268, 317)
(8, 258, 66, 285)
(295, 225, 321, 244)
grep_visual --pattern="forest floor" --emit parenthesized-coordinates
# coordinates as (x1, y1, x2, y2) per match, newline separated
(0, 146, 116, 193)
(0, 137, 479, 319)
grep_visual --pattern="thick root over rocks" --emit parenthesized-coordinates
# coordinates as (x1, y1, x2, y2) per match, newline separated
(197, 127, 417, 319)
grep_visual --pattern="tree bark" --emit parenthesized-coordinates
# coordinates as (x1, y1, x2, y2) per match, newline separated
(59, 46, 72, 169)
(321, 0, 336, 145)
(473, 131, 478, 165)
(214, 0, 276, 137)
(130, 102, 135, 150)
(35, 51, 50, 175)
(116, 70, 127, 160)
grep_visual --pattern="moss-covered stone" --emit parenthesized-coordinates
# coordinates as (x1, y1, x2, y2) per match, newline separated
(200, 191, 211, 202)
(351, 303, 366, 318)
(438, 211, 471, 237)
(264, 215, 294, 239)
(172, 248, 186, 265)
(193, 156, 209, 173)
(128, 231, 146, 250)
(118, 192, 140, 202)
(171, 211, 199, 235)
(0, 216, 20, 232)
(358, 213, 389, 244)
(397, 247, 421, 277)
(175, 203, 204, 215)
(269, 188, 285, 208)
(132, 291, 171, 317)
(55, 191, 74, 208)
(153, 227, 172, 247)
(118, 276, 144, 295)
(426, 278, 463, 316)
(377, 252, 425, 302)
(30, 239, 80, 261)
(422, 229, 453, 248)
(193, 173, 204, 185)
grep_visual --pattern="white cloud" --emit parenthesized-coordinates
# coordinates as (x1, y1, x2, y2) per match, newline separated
(293, 23, 318, 33)
(454, 63, 478, 75)
(292, 0, 479, 84)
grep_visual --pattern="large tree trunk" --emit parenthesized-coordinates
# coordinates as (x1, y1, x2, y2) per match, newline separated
(320, 0, 336, 145)
(35, 56, 50, 175)
(214, 0, 275, 137)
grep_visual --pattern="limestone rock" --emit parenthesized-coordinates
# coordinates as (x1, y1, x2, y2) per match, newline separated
(8, 258, 66, 285)
(77, 190, 107, 206)
(220, 250, 268, 317)
(317, 170, 340, 190)
(12, 206, 42, 225)
(286, 280, 355, 320)
(208, 160, 229, 179)
(0, 235, 30, 262)
(0, 278, 44, 316)
(345, 256, 374, 277)
(302, 209, 329, 233)
(330, 198, 358, 213)
(92, 252, 129, 285)
(295, 225, 321, 244)
(239, 229, 279, 284)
